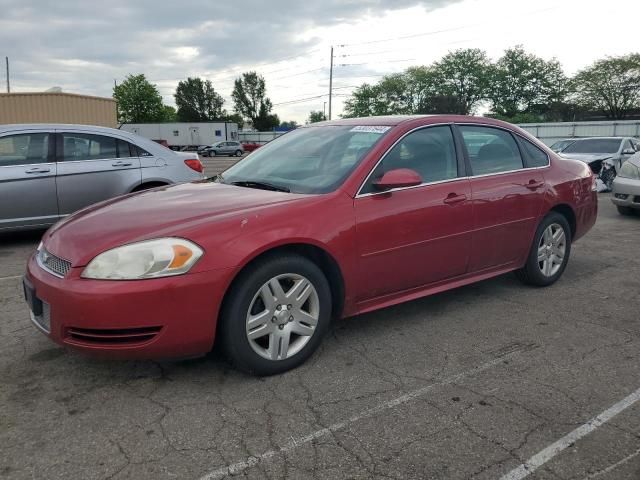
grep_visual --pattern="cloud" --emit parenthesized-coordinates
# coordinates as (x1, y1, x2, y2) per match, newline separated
(0, 0, 459, 115)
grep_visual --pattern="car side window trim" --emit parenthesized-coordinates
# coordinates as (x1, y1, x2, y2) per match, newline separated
(355, 123, 465, 198)
(453, 123, 550, 178)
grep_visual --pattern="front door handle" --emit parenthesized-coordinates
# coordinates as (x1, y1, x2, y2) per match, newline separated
(443, 193, 467, 205)
(112, 161, 133, 167)
(24, 167, 51, 174)
(523, 180, 544, 190)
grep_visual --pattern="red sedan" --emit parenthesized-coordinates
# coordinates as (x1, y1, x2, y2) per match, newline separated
(24, 115, 597, 375)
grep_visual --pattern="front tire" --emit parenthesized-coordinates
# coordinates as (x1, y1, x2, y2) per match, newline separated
(617, 205, 633, 216)
(235, 150, 243, 157)
(219, 255, 332, 375)
(516, 212, 572, 287)
(209, 150, 216, 157)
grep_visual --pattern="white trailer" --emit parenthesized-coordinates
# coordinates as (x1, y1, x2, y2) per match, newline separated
(120, 122, 239, 149)
(518, 120, 640, 146)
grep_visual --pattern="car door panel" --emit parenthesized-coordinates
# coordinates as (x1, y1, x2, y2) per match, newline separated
(0, 131, 59, 230)
(467, 171, 545, 271)
(355, 179, 473, 299)
(55, 132, 142, 215)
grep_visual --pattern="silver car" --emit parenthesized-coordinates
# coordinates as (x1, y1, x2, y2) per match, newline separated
(611, 152, 640, 215)
(0, 124, 206, 232)
(202, 141, 244, 157)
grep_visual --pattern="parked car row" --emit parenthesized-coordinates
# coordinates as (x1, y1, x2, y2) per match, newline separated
(0, 124, 206, 232)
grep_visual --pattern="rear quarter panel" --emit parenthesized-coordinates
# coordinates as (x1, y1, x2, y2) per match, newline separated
(544, 155, 597, 242)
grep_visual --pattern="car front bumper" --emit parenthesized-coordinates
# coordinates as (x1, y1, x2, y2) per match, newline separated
(611, 176, 640, 209)
(24, 252, 234, 360)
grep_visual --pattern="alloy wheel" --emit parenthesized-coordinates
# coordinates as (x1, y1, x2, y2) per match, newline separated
(245, 273, 320, 361)
(538, 223, 566, 277)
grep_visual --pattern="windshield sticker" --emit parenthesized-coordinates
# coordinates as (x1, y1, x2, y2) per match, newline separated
(350, 126, 391, 134)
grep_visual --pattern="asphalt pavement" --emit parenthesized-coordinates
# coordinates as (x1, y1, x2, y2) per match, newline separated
(1, 194, 639, 480)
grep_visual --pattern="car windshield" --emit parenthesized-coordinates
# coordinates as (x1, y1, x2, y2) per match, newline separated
(562, 139, 622, 154)
(220, 125, 389, 194)
(551, 140, 574, 151)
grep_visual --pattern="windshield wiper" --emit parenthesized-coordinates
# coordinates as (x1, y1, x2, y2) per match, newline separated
(230, 180, 290, 193)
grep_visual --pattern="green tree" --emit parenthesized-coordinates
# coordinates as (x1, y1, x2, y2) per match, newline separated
(431, 49, 492, 114)
(162, 105, 177, 122)
(174, 77, 226, 121)
(308, 110, 326, 123)
(488, 46, 568, 118)
(279, 120, 298, 130)
(232, 72, 276, 130)
(224, 112, 245, 129)
(113, 74, 165, 123)
(572, 54, 640, 119)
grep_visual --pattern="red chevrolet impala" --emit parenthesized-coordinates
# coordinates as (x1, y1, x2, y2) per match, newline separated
(24, 115, 597, 375)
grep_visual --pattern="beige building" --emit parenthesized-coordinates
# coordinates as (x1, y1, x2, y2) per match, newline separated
(0, 92, 117, 128)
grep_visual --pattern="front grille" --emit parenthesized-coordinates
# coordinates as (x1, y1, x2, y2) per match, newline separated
(38, 248, 71, 278)
(30, 302, 51, 334)
(66, 326, 162, 346)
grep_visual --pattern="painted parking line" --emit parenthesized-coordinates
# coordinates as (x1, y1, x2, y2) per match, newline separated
(500, 387, 640, 480)
(0, 275, 22, 282)
(584, 447, 640, 479)
(199, 351, 526, 480)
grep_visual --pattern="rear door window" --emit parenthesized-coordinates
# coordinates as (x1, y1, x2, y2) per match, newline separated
(459, 126, 523, 175)
(117, 139, 133, 158)
(60, 133, 117, 161)
(518, 138, 549, 168)
(0, 133, 50, 166)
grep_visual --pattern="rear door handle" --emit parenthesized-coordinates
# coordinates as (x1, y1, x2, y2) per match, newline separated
(524, 180, 544, 190)
(443, 193, 467, 205)
(112, 161, 133, 167)
(24, 167, 50, 174)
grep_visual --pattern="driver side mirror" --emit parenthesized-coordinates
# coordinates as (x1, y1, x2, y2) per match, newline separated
(373, 168, 422, 191)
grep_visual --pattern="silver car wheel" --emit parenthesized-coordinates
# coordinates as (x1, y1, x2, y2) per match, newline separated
(245, 273, 320, 361)
(538, 223, 566, 277)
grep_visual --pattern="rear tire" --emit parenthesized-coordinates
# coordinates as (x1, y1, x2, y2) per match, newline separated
(617, 205, 633, 216)
(219, 254, 332, 376)
(515, 212, 572, 287)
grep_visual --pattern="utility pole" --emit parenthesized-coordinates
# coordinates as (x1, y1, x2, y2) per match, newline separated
(323, 101, 326, 119)
(328, 46, 334, 120)
(5, 57, 10, 93)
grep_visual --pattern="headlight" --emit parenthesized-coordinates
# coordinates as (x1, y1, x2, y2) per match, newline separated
(618, 162, 640, 179)
(82, 238, 203, 280)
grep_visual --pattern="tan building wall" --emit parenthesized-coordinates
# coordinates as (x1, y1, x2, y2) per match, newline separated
(0, 92, 117, 128)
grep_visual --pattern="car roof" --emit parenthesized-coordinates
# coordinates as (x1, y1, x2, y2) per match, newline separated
(0, 123, 175, 156)
(307, 114, 524, 128)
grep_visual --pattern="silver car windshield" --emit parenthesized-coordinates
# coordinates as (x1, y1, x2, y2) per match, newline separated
(562, 139, 621, 155)
(220, 125, 389, 194)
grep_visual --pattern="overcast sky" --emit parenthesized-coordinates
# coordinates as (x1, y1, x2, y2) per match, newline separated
(1, 0, 639, 124)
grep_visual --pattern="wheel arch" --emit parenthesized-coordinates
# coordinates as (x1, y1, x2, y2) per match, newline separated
(130, 180, 170, 192)
(221, 242, 346, 321)
(549, 203, 576, 239)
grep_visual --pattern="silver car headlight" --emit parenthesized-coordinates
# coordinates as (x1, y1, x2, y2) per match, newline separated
(81, 238, 203, 280)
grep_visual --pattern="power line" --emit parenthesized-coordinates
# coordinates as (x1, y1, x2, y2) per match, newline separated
(337, 58, 415, 67)
(336, 6, 557, 48)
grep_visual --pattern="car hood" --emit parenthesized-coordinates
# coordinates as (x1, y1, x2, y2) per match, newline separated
(559, 153, 614, 163)
(43, 182, 301, 266)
